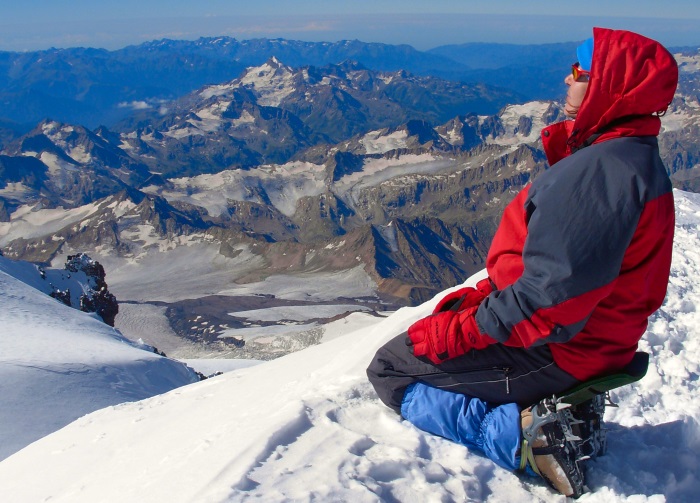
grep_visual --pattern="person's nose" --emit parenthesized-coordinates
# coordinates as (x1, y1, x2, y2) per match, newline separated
(564, 73, 574, 86)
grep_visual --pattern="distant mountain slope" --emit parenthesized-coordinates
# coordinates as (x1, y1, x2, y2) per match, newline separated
(0, 99, 558, 307)
(0, 37, 500, 128)
(660, 50, 700, 193)
(0, 120, 152, 207)
(113, 58, 522, 176)
(2, 36, 697, 131)
(3, 59, 699, 309)
(428, 41, 579, 100)
(0, 118, 32, 151)
(0, 254, 200, 461)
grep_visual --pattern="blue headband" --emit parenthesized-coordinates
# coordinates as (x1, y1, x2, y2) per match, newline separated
(576, 37, 594, 72)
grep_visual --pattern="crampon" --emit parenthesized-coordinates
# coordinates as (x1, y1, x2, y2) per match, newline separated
(519, 351, 649, 498)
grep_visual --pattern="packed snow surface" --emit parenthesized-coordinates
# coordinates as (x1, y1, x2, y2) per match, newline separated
(0, 190, 699, 502)
(360, 129, 409, 154)
(143, 162, 328, 217)
(179, 358, 263, 376)
(0, 202, 102, 245)
(0, 257, 200, 462)
(484, 101, 551, 146)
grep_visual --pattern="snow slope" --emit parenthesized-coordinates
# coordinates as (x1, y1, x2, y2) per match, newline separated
(0, 256, 200, 461)
(0, 191, 699, 502)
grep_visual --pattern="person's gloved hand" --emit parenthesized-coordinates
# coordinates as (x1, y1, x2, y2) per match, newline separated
(432, 278, 494, 313)
(475, 277, 494, 297)
(407, 306, 496, 364)
(433, 287, 477, 313)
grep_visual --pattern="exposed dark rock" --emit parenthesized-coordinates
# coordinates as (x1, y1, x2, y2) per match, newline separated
(64, 253, 119, 326)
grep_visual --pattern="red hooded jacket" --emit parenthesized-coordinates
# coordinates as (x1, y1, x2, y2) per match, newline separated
(473, 28, 679, 380)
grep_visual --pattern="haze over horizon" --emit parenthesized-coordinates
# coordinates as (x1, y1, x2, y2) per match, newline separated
(3, 1, 700, 52)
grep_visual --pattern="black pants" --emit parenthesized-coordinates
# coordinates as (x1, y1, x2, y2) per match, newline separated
(367, 332, 581, 414)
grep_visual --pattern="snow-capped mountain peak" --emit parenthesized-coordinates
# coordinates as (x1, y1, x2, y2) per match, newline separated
(675, 50, 700, 73)
(483, 101, 562, 147)
(238, 57, 297, 107)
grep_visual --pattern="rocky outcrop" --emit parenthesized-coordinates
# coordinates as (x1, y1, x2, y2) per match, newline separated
(0, 253, 119, 326)
(64, 253, 119, 326)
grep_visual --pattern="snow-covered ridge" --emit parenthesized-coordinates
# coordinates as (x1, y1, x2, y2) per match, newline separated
(239, 57, 296, 107)
(143, 160, 328, 217)
(0, 252, 115, 321)
(676, 52, 700, 73)
(0, 201, 102, 245)
(0, 254, 200, 461)
(199, 82, 237, 100)
(359, 128, 409, 154)
(484, 101, 553, 147)
(163, 59, 301, 140)
(661, 95, 700, 133)
(39, 121, 95, 165)
(0, 191, 697, 501)
(198, 57, 297, 108)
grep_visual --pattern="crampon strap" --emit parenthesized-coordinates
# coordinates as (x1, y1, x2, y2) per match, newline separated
(520, 439, 542, 477)
(520, 440, 563, 473)
(519, 438, 541, 475)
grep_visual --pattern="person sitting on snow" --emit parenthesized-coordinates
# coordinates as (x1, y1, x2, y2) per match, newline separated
(367, 27, 678, 497)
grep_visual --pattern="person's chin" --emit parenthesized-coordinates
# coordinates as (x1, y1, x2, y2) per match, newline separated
(563, 103, 579, 119)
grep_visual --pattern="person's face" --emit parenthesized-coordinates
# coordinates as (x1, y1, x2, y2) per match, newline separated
(564, 68, 589, 118)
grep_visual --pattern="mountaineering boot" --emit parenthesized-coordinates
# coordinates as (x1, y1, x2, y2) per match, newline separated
(516, 352, 650, 496)
(568, 394, 607, 458)
(520, 399, 586, 498)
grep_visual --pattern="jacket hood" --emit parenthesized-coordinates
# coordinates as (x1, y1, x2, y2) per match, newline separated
(542, 27, 679, 165)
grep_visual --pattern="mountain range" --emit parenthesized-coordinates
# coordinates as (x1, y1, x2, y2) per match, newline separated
(0, 59, 560, 308)
(0, 37, 580, 131)
(2, 40, 700, 360)
(113, 57, 521, 176)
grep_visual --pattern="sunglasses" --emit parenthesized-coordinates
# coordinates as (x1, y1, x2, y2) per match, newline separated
(571, 63, 590, 82)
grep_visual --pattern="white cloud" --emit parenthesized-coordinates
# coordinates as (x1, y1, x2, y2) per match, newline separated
(117, 100, 152, 110)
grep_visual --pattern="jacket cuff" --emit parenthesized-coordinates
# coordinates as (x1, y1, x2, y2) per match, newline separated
(474, 303, 509, 344)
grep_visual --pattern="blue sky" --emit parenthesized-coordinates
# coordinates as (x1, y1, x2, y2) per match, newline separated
(2, 1, 700, 52)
